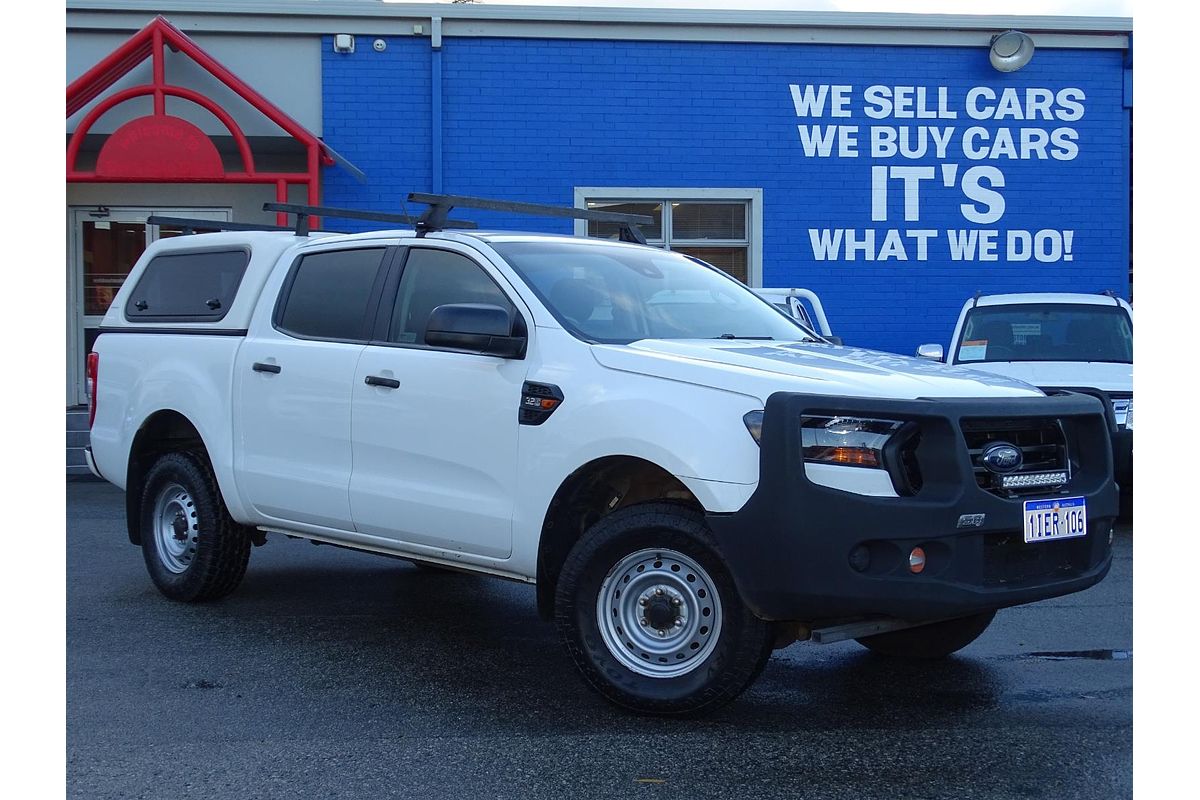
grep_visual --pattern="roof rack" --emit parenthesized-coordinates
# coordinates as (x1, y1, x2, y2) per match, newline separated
(145, 216, 298, 234)
(152, 194, 654, 243)
(263, 202, 478, 236)
(1099, 289, 1122, 306)
(407, 192, 653, 245)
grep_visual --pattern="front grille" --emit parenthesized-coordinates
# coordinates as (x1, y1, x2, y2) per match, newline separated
(962, 417, 1069, 497)
(982, 531, 1091, 587)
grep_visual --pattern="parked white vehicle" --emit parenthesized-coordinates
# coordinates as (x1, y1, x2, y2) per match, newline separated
(918, 292, 1132, 491)
(86, 197, 1120, 715)
(753, 288, 837, 341)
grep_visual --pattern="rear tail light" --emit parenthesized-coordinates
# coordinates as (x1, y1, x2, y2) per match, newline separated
(86, 352, 99, 428)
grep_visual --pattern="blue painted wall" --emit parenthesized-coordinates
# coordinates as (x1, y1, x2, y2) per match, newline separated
(323, 36, 1129, 355)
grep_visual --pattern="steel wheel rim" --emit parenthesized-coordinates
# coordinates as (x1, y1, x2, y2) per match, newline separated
(153, 482, 199, 574)
(596, 547, 723, 678)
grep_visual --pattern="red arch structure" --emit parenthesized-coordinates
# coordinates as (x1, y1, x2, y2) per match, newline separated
(67, 16, 335, 225)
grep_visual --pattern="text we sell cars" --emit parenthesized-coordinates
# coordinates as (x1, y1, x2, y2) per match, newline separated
(790, 83, 1087, 264)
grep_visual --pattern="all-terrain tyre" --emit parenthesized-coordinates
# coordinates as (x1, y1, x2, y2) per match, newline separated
(554, 502, 774, 716)
(855, 610, 997, 659)
(139, 451, 252, 602)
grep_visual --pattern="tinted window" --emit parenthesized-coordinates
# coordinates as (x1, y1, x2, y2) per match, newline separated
(389, 249, 514, 345)
(957, 303, 1133, 364)
(125, 249, 250, 320)
(277, 248, 386, 341)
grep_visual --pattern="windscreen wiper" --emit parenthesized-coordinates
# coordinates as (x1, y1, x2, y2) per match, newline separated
(714, 334, 774, 340)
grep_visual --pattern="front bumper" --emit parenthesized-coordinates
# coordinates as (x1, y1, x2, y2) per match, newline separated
(706, 391, 1118, 623)
(1113, 427, 1132, 491)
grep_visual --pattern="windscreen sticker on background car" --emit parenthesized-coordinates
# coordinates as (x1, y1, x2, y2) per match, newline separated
(959, 340, 987, 361)
(1011, 323, 1042, 345)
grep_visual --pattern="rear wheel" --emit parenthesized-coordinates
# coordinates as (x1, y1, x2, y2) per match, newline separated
(554, 502, 773, 716)
(139, 451, 251, 602)
(855, 610, 997, 659)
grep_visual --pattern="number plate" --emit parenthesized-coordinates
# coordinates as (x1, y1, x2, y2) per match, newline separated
(1023, 496, 1088, 543)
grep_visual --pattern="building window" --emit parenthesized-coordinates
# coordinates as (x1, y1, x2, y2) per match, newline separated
(574, 188, 763, 286)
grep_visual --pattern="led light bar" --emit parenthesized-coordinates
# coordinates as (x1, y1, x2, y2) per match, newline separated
(1000, 471, 1069, 489)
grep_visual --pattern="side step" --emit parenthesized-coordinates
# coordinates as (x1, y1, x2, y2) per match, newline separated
(808, 617, 951, 645)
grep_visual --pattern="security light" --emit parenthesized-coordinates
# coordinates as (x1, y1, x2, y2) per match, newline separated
(989, 30, 1035, 72)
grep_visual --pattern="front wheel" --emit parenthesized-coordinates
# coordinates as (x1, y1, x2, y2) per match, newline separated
(554, 502, 774, 716)
(855, 610, 997, 659)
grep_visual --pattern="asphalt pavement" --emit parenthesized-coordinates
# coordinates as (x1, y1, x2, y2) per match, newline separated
(67, 481, 1132, 799)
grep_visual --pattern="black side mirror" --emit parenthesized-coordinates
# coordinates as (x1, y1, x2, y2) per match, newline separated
(425, 303, 526, 358)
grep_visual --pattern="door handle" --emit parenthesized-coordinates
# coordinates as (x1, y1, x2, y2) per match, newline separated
(364, 375, 400, 389)
(252, 362, 282, 374)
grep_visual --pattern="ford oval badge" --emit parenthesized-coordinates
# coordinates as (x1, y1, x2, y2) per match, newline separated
(981, 442, 1023, 474)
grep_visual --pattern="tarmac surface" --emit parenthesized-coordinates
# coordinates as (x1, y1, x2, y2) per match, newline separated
(67, 481, 1132, 799)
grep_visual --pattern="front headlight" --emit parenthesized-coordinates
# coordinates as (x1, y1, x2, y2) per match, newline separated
(743, 410, 764, 444)
(1111, 397, 1132, 430)
(801, 416, 905, 469)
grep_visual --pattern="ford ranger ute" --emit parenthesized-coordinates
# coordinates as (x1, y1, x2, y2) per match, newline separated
(86, 196, 1118, 716)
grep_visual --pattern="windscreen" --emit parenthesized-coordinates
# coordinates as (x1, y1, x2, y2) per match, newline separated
(957, 303, 1132, 364)
(493, 241, 815, 344)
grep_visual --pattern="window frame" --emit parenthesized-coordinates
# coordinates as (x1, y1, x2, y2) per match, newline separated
(573, 187, 763, 287)
(122, 245, 251, 323)
(272, 245, 397, 345)
(369, 244, 528, 356)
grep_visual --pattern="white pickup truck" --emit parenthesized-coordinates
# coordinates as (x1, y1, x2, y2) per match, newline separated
(87, 196, 1119, 715)
(752, 287, 837, 342)
(918, 293, 1133, 495)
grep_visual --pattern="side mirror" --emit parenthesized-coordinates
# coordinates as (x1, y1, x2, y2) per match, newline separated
(915, 343, 944, 362)
(425, 304, 526, 358)
(824, 335, 844, 346)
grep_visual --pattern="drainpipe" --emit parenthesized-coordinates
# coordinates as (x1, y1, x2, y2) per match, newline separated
(431, 16, 443, 194)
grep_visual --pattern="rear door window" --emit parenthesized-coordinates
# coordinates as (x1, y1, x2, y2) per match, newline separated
(275, 248, 388, 342)
(124, 249, 250, 321)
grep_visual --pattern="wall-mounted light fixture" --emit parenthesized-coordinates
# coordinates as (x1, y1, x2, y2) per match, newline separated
(989, 30, 1035, 72)
(333, 34, 355, 54)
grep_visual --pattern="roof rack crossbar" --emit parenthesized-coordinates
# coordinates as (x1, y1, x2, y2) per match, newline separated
(146, 216, 296, 234)
(263, 202, 478, 235)
(407, 192, 652, 245)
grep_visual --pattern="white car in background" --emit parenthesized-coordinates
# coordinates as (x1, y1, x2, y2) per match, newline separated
(753, 288, 840, 343)
(917, 292, 1133, 493)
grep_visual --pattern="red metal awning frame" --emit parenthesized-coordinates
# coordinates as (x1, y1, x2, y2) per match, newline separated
(67, 15, 333, 225)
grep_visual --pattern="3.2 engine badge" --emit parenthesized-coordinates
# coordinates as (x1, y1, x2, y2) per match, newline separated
(957, 513, 987, 529)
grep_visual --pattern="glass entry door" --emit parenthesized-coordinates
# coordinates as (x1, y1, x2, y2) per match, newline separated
(67, 207, 230, 405)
